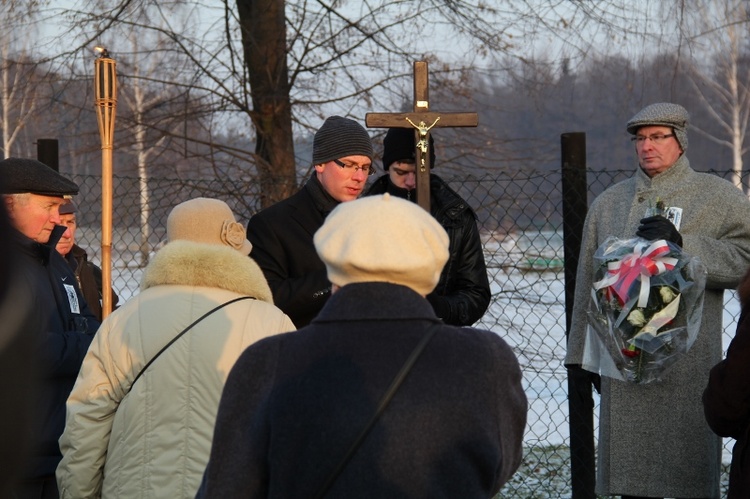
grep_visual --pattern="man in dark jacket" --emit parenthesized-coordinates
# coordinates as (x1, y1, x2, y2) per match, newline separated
(1, 157, 100, 499)
(703, 267, 750, 499)
(365, 127, 491, 326)
(246, 115, 374, 327)
(0, 178, 42, 499)
(55, 200, 119, 321)
(198, 194, 527, 498)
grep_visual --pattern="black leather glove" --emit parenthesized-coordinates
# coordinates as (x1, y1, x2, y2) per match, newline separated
(636, 215, 683, 247)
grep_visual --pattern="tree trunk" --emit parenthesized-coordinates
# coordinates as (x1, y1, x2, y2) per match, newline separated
(236, 0, 296, 208)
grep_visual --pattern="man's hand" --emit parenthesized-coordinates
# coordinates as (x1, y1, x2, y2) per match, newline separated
(636, 215, 683, 247)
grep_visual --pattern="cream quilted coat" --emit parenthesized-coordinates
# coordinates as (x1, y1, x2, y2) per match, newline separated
(56, 240, 295, 498)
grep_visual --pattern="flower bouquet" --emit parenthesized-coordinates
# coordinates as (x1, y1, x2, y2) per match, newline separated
(585, 236, 706, 383)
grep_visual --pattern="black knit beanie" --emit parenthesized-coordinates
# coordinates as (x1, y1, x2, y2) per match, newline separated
(312, 116, 373, 165)
(382, 127, 436, 170)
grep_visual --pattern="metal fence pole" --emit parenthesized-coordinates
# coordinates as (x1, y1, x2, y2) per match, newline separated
(37, 139, 59, 172)
(561, 132, 595, 498)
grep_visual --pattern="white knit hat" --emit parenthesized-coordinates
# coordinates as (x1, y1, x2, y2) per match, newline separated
(167, 197, 252, 255)
(314, 193, 449, 296)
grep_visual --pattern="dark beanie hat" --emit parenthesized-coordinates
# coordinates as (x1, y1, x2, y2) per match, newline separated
(312, 116, 373, 165)
(382, 127, 436, 170)
(0, 157, 79, 198)
(59, 201, 77, 215)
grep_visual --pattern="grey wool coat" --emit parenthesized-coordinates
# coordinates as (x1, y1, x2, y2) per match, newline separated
(565, 155, 750, 498)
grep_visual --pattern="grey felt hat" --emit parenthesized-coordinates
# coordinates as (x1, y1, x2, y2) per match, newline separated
(0, 157, 79, 198)
(626, 103, 689, 151)
(312, 116, 373, 165)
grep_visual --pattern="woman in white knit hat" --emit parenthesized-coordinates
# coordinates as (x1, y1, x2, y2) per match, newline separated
(198, 194, 527, 498)
(56, 197, 295, 498)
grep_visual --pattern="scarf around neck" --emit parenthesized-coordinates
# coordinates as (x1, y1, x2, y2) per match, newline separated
(305, 174, 340, 217)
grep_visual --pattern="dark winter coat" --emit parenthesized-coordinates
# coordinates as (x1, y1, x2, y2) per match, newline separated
(246, 180, 333, 328)
(365, 174, 491, 326)
(64, 244, 119, 321)
(12, 225, 99, 479)
(703, 268, 750, 499)
(197, 282, 527, 498)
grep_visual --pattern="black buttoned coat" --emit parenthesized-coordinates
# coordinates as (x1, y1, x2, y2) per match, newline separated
(246, 185, 333, 328)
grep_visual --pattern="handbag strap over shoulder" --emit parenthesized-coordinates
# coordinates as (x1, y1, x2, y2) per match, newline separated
(312, 325, 439, 499)
(127, 296, 254, 394)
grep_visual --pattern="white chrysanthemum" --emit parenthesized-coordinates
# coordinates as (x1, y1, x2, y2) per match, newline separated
(659, 286, 677, 304)
(627, 309, 647, 327)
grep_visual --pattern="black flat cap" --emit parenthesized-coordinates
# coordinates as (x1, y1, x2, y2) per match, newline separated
(0, 157, 79, 198)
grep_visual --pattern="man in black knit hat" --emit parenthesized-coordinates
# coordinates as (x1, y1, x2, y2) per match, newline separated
(365, 128, 490, 326)
(246, 115, 374, 327)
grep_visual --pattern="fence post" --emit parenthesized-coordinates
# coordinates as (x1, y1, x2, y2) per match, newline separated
(37, 139, 59, 172)
(561, 132, 595, 498)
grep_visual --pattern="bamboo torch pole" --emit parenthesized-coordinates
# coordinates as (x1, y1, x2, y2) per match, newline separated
(94, 47, 117, 319)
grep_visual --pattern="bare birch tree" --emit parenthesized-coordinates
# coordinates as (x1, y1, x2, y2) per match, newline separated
(41, 0, 729, 201)
(682, 0, 750, 192)
(0, 1, 48, 158)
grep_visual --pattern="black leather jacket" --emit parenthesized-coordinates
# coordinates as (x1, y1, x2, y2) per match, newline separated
(365, 174, 491, 325)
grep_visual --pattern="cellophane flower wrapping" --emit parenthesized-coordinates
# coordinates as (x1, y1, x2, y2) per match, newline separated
(584, 236, 706, 384)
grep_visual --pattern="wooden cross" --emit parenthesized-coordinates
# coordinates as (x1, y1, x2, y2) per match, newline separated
(366, 61, 478, 210)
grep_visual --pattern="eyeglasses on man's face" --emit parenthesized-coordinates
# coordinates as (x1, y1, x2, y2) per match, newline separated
(333, 158, 374, 176)
(631, 133, 675, 145)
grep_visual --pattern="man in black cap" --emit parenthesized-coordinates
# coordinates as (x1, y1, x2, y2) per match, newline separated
(1, 157, 99, 499)
(56, 201, 119, 321)
(246, 115, 374, 327)
(365, 128, 491, 326)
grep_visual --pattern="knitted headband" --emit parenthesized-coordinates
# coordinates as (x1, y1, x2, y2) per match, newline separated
(314, 193, 449, 296)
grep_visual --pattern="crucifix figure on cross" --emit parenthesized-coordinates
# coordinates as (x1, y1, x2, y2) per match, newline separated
(365, 61, 478, 210)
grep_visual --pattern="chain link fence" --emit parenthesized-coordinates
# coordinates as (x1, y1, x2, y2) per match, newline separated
(69, 168, 743, 498)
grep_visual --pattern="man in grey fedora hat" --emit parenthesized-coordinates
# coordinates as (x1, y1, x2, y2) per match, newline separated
(566, 103, 750, 498)
(1, 157, 99, 499)
(246, 115, 374, 328)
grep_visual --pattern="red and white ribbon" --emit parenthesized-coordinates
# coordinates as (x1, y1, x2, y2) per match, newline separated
(593, 239, 678, 308)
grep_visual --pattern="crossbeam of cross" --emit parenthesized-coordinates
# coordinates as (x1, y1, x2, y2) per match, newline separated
(365, 61, 478, 210)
